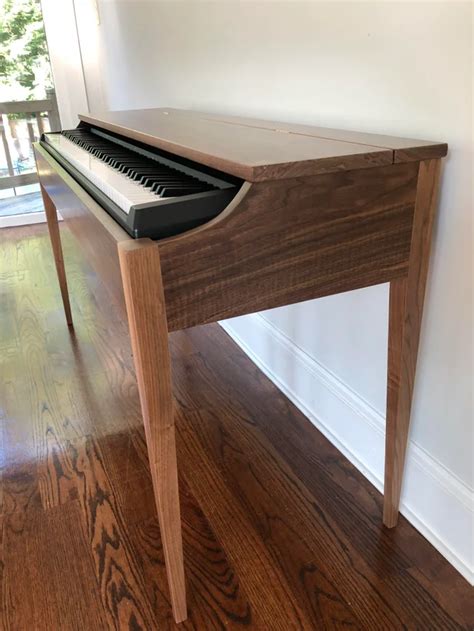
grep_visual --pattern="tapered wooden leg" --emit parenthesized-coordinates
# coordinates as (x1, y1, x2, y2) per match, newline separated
(117, 239, 187, 623)
(383, 160, 441, 527)
(41, 184, 73, 326)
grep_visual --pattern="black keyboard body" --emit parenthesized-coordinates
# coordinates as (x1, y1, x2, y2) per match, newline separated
(40, 123, 242, 240)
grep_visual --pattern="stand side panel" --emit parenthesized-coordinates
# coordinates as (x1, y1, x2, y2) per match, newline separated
(159, 162, 420, 331)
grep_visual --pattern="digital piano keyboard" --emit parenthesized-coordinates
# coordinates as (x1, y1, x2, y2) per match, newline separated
(34, 108, 447, 623)
(41, 124, 241, 239)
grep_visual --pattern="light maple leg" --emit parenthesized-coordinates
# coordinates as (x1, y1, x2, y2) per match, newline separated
(117, 239, 187, 623)
(41, 183, 73, 326)
(383, 160, 442, 527)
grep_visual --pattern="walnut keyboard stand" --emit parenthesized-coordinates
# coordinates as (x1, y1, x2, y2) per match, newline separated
(35, 108, 446, 623)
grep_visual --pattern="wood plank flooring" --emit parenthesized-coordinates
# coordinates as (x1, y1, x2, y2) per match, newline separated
(0, 223, 472, 630)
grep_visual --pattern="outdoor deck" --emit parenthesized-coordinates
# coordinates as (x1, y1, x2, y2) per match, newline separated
(0, 191, 43, 219)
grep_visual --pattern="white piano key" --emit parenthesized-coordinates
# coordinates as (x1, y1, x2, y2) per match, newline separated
(46, 135, 169, 214)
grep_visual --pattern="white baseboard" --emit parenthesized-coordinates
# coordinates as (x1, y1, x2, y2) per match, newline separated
(220, 313, 474, 585)
(0, 211, 46, 228)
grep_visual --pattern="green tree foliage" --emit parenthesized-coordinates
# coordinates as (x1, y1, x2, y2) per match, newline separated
(0, 0, 52, 94)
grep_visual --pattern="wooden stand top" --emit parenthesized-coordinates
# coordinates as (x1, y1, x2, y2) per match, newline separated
(79, 108, 447, 182)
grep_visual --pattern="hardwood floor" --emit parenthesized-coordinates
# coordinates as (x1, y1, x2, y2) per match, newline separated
(0, 223, 472, 630)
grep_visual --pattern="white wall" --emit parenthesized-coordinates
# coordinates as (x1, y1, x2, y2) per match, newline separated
(41, 0, 89, 128)
(74, 1, 473, 580)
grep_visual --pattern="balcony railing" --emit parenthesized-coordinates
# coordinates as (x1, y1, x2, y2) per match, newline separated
(0, 88, 60, 192)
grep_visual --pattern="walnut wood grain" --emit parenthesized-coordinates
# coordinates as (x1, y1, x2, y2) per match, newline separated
(160, 162, 419, 331)
(79, 109, 395, 181)
(383, 159, 442, 527)
(34, 143, 420, 335)
(79, 108, 446, 181)
(163, 107, 448, 163)
(33, 112, 447, 625)
(117, 240, 187, 623)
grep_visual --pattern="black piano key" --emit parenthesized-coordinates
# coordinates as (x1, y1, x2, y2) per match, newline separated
(159, 187, 210, 198)
(140, 176, 185, 187)
(120, 165, 154, 176)
(131, 170, 177, 182)
(117, 162, 152, 174)
(120, 159, 159, 167)
(156, 184, 209, 196)
(58, 128, 220, 204)
(145, 180, 192, 191)
(103, 155, 130, 166)
(148, 181, 194, 191)
(148, 178, 198, 188)
(109, 157, 133, 168)
(139, 172, 185, 181)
